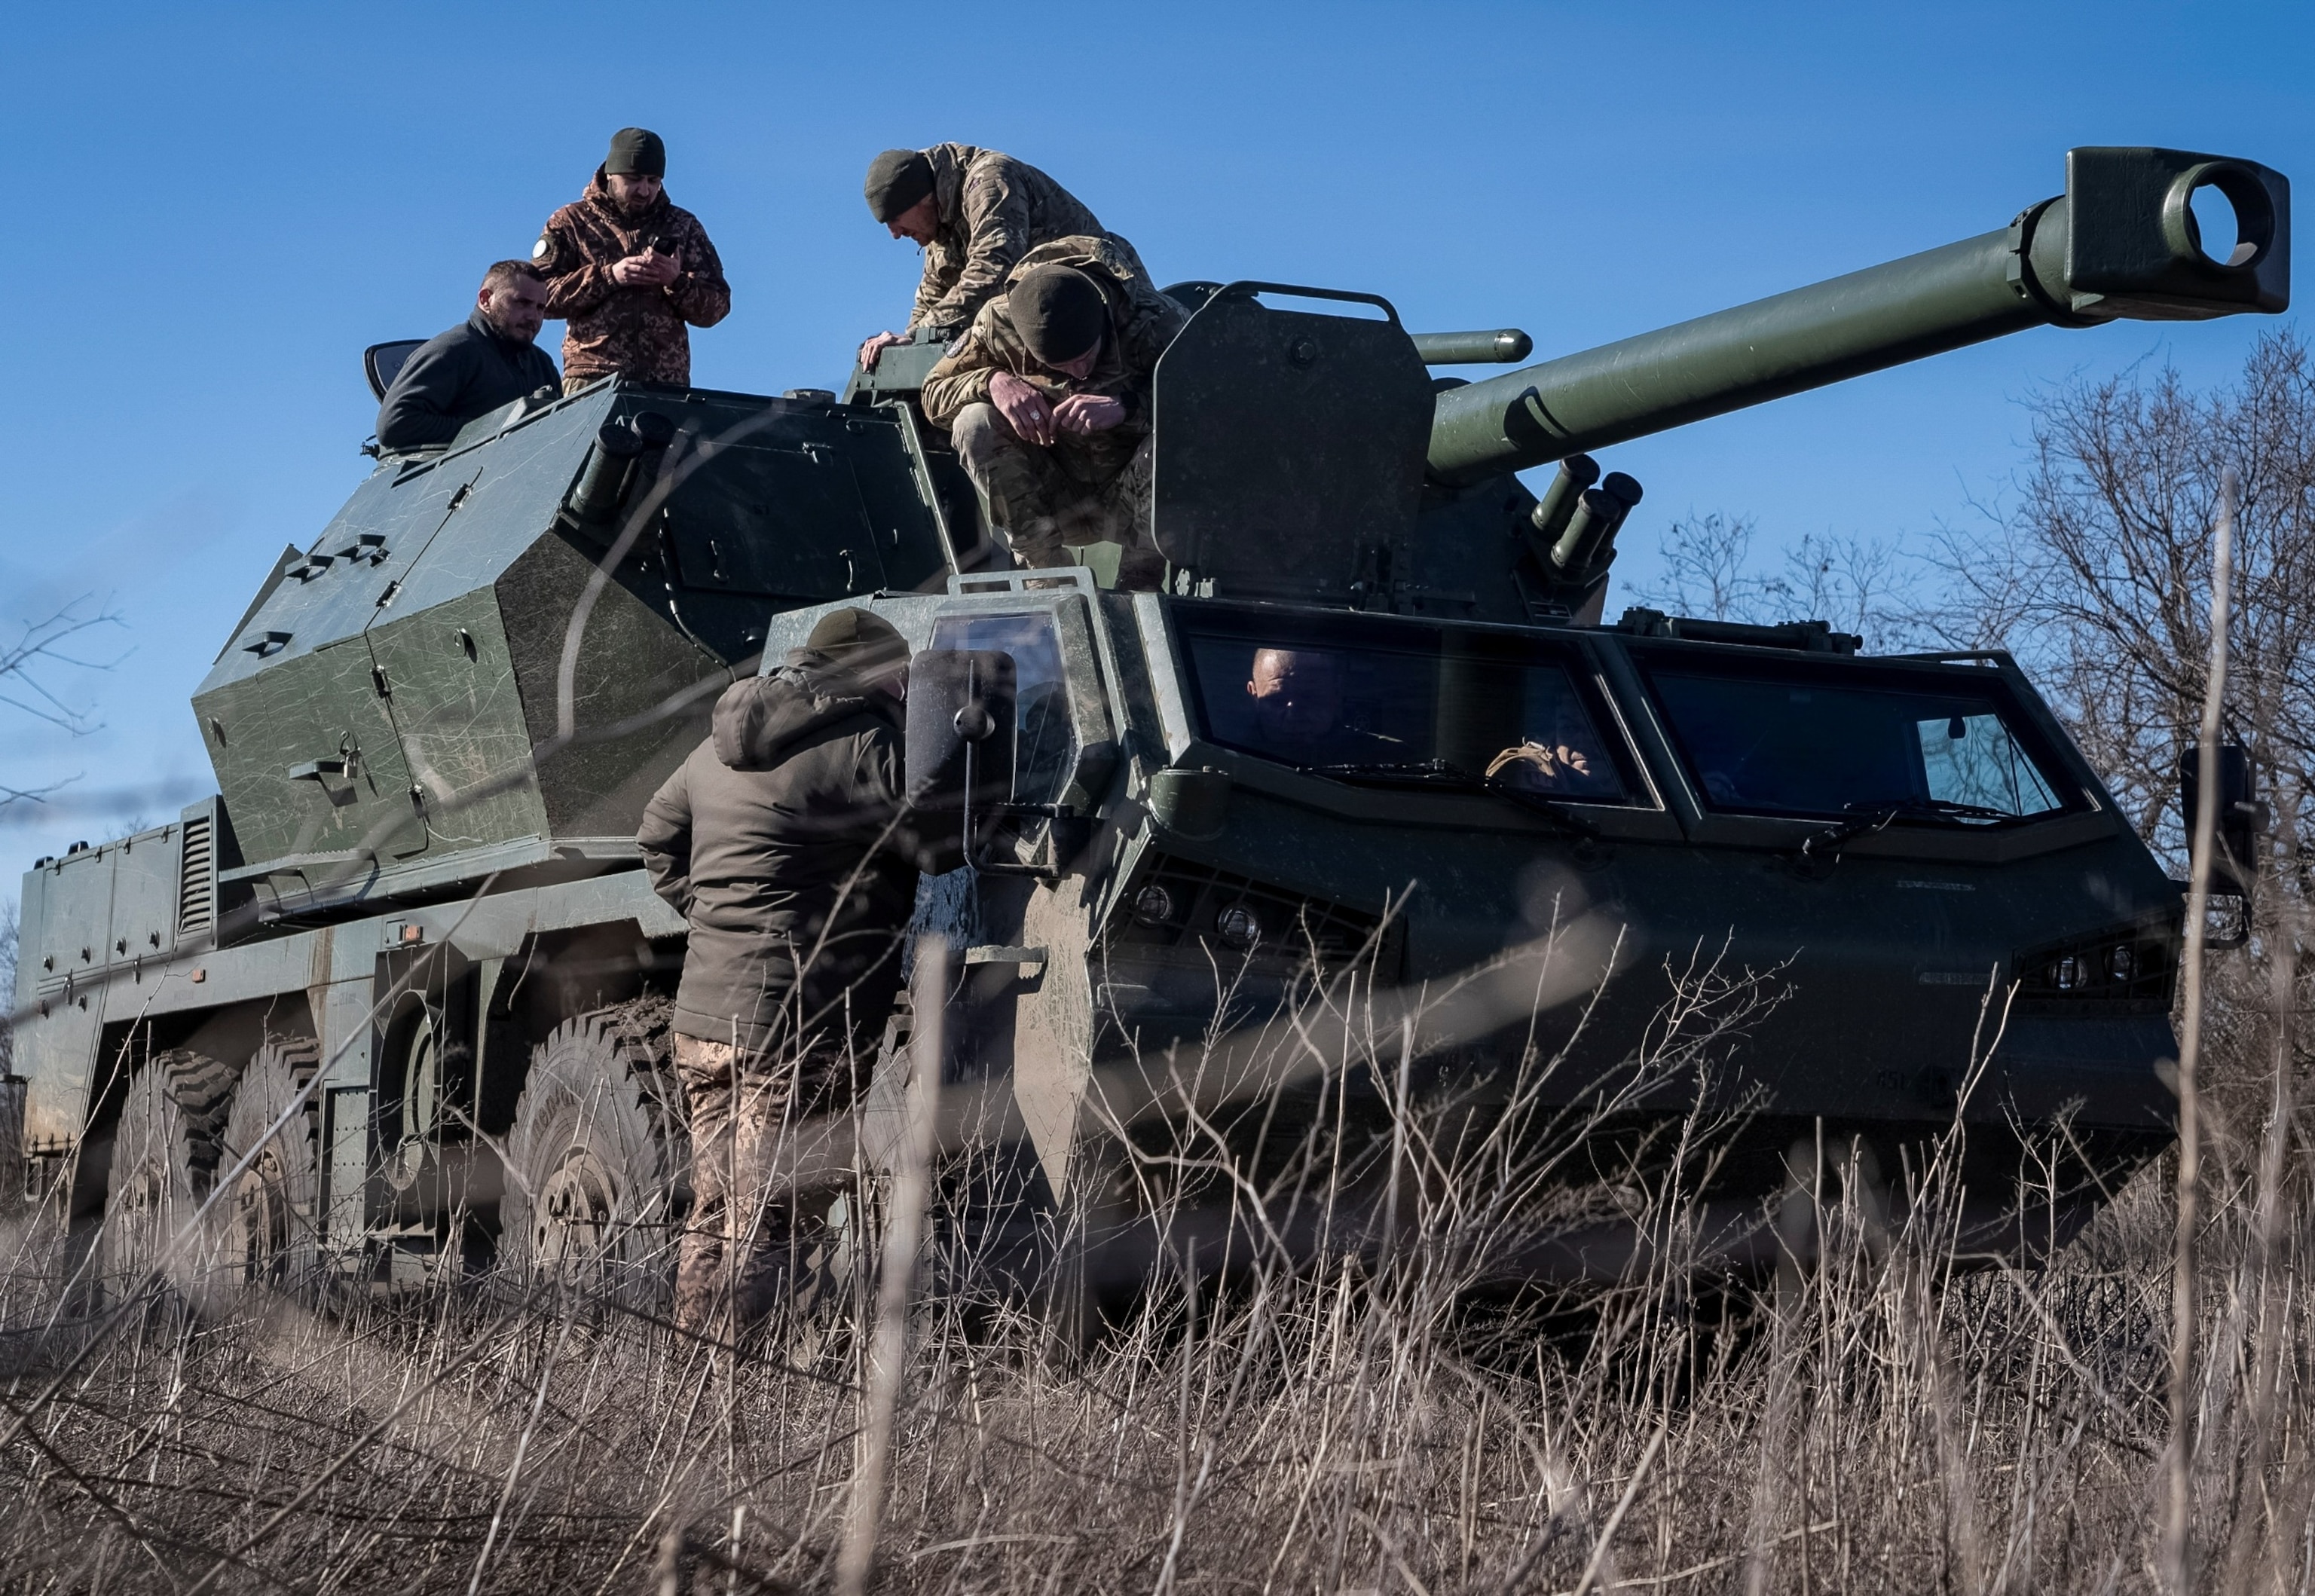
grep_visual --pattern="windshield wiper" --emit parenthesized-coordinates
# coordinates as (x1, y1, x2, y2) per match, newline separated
(1301, 758, 1476, 783)
(1301, 757, 1605, 842)
(1801, 798, 2025, 858)
(1897, 798, 2020, 823)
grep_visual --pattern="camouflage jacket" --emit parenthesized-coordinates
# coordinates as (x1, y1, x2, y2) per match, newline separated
(920, 237, 1188, 436)
(907, 145, 1133, 337)
(534, 170, 731, 384)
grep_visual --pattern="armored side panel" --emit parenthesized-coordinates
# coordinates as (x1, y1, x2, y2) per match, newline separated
(1151, 284, 1433, 605)
(192, 384, 954, 916)
(11, 812, 223, 1151)
(14, 852, 103, 1154)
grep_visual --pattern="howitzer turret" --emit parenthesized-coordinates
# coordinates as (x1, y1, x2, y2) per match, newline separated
(1149, 148, 2287, 625)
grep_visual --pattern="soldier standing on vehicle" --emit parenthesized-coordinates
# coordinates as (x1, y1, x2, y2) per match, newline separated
(636, 609, 953, 1342)
(919, 240, 1185, 590)
(855, 143, 1148, 371)
(533, 127, 730, 392)
(374, 261, 559, 452)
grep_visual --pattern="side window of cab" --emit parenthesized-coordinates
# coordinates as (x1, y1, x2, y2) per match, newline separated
(929, 610, 1078, 803)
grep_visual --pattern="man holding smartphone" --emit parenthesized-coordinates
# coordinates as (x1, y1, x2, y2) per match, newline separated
(532, 127, 730, 391)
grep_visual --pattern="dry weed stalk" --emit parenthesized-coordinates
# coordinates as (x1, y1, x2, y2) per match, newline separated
(3, 903, 2314, 1594)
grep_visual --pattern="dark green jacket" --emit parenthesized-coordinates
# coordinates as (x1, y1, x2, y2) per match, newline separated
(638, 654, 956, 1053)
(375, 313, 558, 451)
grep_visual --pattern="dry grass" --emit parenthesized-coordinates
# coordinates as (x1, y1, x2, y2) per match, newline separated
(5, 942, 2312, 1596)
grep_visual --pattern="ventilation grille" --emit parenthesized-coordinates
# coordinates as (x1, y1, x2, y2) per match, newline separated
(176, 813, 216, 938)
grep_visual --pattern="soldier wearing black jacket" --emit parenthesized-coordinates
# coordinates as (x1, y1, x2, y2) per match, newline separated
(637, 608, 955, 1338)
(374, 260, 558, 451)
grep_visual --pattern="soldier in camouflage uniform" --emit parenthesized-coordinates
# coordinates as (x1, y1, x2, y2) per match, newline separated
(919, 237, 1186, 591)
(855, 144, 1149, 372)
(533, 128, 730, 391)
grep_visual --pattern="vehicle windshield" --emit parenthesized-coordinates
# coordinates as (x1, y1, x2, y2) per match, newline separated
(931, 610, 1076, 803)
(1176, 605, 1635, 802)
(1641, 661, 2075, 822)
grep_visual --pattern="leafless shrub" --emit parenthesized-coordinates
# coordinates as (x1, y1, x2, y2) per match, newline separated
(1627, 512, 1930, 649)
(1929, 329, 2315, 868)
(0, 598, 126, 810)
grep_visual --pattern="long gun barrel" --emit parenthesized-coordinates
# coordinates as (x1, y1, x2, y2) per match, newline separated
(1427, 148, 2289, 485)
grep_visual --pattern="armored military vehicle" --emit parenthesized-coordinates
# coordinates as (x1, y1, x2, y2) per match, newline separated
(6, 148, 2289, 1300)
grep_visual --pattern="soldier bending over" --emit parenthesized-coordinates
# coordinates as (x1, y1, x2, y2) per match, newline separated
(919, 240, 1186, 591)
(855, 142, 1149, 371)
(636, 610, 953, 1342)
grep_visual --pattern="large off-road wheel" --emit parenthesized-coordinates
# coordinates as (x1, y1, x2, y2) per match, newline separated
(99, 1048, 238, 1303)
(217, 1038, 324, 1296)
(498, 1001, 680, 1312)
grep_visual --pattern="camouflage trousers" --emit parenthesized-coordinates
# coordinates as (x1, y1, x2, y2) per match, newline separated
(950, 403, 1165, 590)
(670, 1033, 850, 1342)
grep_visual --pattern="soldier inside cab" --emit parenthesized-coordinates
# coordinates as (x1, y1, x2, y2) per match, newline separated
(855, 142, 1150, 372)
(531, 127, 731, 393)
(373, 260, 558, 454)
(919, 245, 1185, 592)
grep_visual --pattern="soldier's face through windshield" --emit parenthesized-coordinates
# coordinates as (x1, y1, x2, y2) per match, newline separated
(606, 172, 663, 212)
(1246, 650, 1344, 752)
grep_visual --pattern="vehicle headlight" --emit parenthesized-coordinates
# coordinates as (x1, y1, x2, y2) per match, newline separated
(1216, 903, 1262, 950)
(1133, 884, 1177, 926)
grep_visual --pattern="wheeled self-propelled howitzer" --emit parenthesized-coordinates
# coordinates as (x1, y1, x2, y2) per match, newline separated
(7, 148, 2286, 1304)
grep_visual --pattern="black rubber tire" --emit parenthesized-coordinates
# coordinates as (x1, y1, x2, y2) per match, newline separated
(498, 999, 680, 1312)
(217, 1037, 325, 1296)
(99, 1048, 237, 1303)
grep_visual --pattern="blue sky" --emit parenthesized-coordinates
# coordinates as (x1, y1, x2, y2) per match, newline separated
(2, 1, 2309, 878)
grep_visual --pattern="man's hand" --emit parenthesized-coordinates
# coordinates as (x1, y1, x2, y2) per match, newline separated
(1485, 741, 1595, 786)
(858, 332, 907, 371)
(1052, 393, 1126, 436)
(990, 371, 1056, 445)
(611, 249, 680, 288)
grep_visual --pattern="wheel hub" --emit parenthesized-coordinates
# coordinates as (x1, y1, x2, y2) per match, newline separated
(533, 1147, 619, 1275)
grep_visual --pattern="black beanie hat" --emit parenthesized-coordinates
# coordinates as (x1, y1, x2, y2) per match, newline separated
(1010, 266, 1108, 365)
(863, 148, 936, 223)
(606, 128, 666, 177)
(806, 607, 909, 670)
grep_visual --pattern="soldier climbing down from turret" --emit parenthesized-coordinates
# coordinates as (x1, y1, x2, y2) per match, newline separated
(919, 239, 1186, 592)
(855, 143, 1150, 371)
(532, 127, 730, 392)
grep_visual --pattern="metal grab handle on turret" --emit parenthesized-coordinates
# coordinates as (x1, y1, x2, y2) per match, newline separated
(1427, 147, 2290, 485)
(1201, 281, 1405, 324)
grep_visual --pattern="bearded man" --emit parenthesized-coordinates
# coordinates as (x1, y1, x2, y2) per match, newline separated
(532, 127, 730, 390)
